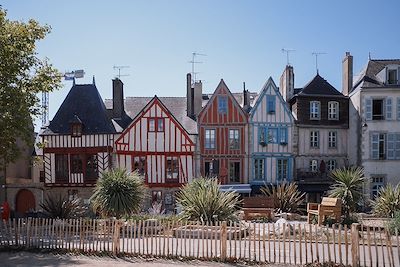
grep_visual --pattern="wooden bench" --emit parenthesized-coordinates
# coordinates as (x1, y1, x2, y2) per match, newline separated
(307, 197, 342, 225)
(242, 197, 275, 220)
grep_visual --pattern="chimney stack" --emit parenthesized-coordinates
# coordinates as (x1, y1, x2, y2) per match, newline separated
(279, 65, 295, 103)
(342, 52, 353, 96)
(243, 82, 250, 112)
(193, 80, 202, 118)
(112, 78, 124, 119)
(186, 73, 194, 118)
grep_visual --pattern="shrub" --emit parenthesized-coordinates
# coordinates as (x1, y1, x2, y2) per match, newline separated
(260, 181, 305, 213)
(40, 194, 85, 219)
(90, 168, 146, 219)
(176, 177, 241, 223)
(387, 211, 400, 235)
(371, 184, 400, 218)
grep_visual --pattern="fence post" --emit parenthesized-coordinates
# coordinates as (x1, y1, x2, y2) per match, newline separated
(113, 220, 121, 256)
(351, 223, 360, 267)
(220, 221, 227, 261)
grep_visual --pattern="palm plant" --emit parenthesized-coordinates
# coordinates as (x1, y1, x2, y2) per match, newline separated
(176, 177, 241, 223)
(371, 184, 400, 218)
(328, 166, 365, 219)
(260, 181, 305, 213)
(40, 194, 85, 219)
(90, 168, 146, 219)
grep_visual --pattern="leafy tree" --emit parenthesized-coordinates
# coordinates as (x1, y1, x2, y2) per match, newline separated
(0, 8, 61, 199)
(328, 167, 365, 219)
(90, 169, 146, 219)
(176, 177, 241, 223)
(371, 184, 400, 218)
(261, 181, 305, 213)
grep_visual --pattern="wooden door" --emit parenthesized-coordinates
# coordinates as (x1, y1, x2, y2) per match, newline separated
(15, 189, 36, 214)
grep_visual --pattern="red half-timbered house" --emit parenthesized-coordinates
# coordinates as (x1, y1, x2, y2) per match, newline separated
(198, 80, 249, 186)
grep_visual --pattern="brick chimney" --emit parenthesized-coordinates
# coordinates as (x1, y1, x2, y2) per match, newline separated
(243, 82, 251, 112)
(193, 80, 202, 118)
(279, 65, 294, 103)
(342, 52, 353, 96)
(112, 78, 124, 118)
(186, 73, 194, 118)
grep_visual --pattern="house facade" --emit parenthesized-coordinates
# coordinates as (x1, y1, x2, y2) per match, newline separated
(347, 55, 400, 199)
(249, 77, 294, 191)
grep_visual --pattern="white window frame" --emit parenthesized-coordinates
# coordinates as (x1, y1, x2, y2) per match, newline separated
(328, 131, 337, 148)
(328, 101, 339, 120)
(205, 129, 216, 149)
(229, 129, 240, 150)
(327, 159, 336, 171)
(310, 159, 318, 172)
(310, 101, 321, 120)
(387, 68, 398, 85)
(371, 176, 385, 199)
(310, 131, 319, 148)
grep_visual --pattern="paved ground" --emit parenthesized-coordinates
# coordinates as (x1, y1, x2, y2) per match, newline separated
(1, 252, 288, 267)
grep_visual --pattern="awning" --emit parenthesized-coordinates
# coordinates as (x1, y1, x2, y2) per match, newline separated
(219, 184, 252, 194)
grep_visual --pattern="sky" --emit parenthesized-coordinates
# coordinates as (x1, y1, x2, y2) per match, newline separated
(3, 0, 400, 131)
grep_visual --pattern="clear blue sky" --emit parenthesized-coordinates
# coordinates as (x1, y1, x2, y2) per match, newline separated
(4, 1, 400, 130)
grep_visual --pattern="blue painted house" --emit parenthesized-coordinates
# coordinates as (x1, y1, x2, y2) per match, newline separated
(249, 77, 295, 190)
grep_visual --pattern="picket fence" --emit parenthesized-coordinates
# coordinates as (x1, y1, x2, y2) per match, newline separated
(0, 218, 399, 267)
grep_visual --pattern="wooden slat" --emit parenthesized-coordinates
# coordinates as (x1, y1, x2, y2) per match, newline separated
(344, 224, 348, 266)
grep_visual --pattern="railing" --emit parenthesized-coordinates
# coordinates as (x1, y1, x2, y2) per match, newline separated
(295, 169, 331, 181)
(0, 218, 398, 267)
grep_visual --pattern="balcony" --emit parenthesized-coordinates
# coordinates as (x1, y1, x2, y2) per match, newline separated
(295, 169, 333, 183)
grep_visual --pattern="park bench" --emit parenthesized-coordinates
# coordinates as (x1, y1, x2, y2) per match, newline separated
(242, 196, 275, 220)
(307, 197, 342, 225)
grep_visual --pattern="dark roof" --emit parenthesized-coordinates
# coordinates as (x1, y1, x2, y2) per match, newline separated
(297, 74, 343, 97)
(105, 97, 198, 135)
(48, 84, 116, 134)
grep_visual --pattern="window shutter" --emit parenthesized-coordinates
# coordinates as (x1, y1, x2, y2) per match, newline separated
(387, 133, 395, 159)
(212, 159, 219, 175)
(371, 133, 379, 159)
(365, 98, 372, 121)
(396, 134, 400, 159)
(397, 98, 400, 120)
(386, 97, 393, 120)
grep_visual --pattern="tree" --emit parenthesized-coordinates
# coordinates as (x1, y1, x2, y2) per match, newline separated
(0, 8, 61, 200)
(371, 184, 400, 218)
(261, 181, 305, 213)
(328, 167, 365, 219)
(176, 177, 241, 223)
(90, 169, 146, 219)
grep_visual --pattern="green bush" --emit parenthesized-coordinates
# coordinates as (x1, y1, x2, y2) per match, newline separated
(40, 194, 85, 219)
(371, 184, 400, 218)
(260, 181, 305, 213)
(388, 211, 400, 235)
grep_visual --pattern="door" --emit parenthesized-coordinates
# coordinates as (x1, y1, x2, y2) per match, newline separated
(15, 189, 36, 215)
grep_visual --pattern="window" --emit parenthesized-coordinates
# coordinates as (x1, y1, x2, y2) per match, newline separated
(280, 128, 288, 144)
(310, 131, 319, 148)
(372, 132, 400, 160)
(310, 159, 318, 172)
(387, 69, 398, 85)
(371, 133, 386, 160)
(327, 160, 336, 171)
(133, 157, 146, 176)
(372, 99, 384, 120)
(267, 128, 278, 143)
(205, 129, 216, 149)
(229, 129, 240, 149)
(218, 96, 228, 113)
(277, 159, 289, 181)
(259, 127, 288, 145)
(85, 154, 98, 180)
(166, 157, 179, 181)
(205, 159, 219, 177)
(267, 95, 276, 114)
(68, 190, 78, 201)
(55, 154, 69, 182)
(152, 191, 162, 204)
(310, 101, 320, 120)
(328, 101, 339, 120)
(71, 154, 83, 173)
(328, 131, 337, 148)
(71, 124, 82, 137)
(229, 161, 240, 183)
(148, 118, 164, 132)
(371, 176, 385, 199)
(254, 159, 265, 180)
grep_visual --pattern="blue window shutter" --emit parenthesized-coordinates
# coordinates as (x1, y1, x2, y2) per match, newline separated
(280, 127, 288, 143)
(396, 134, 400, 159)
(365, 98, 372, 121)
(397, 98, 400, 120)
(386, 97, 393, 120)
(387, 133, 395, 159)
(371, 133, 379, 159)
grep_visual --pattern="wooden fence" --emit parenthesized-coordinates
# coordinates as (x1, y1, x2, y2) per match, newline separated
(0, 218, 399, 267)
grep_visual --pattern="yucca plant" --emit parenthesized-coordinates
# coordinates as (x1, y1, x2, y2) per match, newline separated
(328, 166, 365, 219)
(90, 168, 146, 219)
(371, 184, 400, 218)
(40, 194, 85, 219)
(176, 177, 241, 223)
(260, 181, 305, 213)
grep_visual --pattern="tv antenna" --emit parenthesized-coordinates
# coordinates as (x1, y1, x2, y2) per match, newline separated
(189, 52, 206, 84)
(312, 52, 327, 73)
(113, 65, 130, 78)
(281, 48, 295, 65)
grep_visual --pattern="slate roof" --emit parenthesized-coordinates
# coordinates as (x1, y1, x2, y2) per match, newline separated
(47, 84, 116, 134)
(352, 59, 400, 93)
(105, 97, 198, 135)
(296, 74, 343, 97)
(201, 92, 258, 109)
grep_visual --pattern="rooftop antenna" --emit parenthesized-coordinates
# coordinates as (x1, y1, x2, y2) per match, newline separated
(113, 65, 130, 79)
(312, 52, 327, 74)
(189, 52, 206, 85)
(281, 48, 295, 66)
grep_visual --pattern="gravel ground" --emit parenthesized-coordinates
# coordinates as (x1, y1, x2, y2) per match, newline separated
(1, 251, 291, 267)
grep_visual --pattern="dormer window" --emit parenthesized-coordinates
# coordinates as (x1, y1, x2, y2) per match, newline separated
(71, 124, 82, 137)
(310, 101, 320, 120)
(387, 69, 398, 85)
(328, 101, 339, 120)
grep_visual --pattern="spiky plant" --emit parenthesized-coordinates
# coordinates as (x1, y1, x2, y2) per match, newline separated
(260, 181, 305, 213)
(90, 168, 146, 219)
(371, 184, 400, 218)
(176, 177, 241, 223)
(328, 166, 365, 219)
(40, 194, 85, 219)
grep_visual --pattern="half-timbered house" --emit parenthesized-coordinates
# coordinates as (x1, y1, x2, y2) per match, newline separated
(198, 80, 249, 188)
(249, 77, 294, 191)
